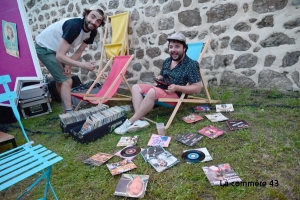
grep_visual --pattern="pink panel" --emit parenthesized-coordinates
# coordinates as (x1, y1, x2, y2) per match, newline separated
(0, 0, 37, 92)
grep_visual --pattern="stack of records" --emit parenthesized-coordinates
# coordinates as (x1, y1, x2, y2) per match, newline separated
(78, 106, 125, 136)
(59, 105, 109, 125)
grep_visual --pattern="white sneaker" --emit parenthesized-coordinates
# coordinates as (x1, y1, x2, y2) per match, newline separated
(114, 119, 132, 135)
(127, 120, 150, 133)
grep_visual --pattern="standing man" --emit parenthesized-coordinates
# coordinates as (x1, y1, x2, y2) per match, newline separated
(114, 32, 202, 134)
(35, 6, 105, 113)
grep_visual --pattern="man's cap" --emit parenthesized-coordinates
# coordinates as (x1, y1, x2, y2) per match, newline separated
(167, 32, 186, 43)
(89, 5, 103, 11)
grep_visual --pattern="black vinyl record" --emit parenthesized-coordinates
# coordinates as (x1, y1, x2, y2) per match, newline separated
(120, 146, 141, 157)
(181, 150, 205, 163)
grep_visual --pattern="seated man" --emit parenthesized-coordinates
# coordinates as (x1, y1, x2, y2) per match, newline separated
(115, 32, 202, 134)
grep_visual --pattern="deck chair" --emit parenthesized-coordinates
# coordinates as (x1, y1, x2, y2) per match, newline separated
(99, 12, 129, 71)
(145, 40, 219, 129)
(72, 55, 134, 111)
(0, 75, 63, 199)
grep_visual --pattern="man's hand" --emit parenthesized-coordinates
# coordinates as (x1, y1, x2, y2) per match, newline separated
(81, 62, 96, 72)
(156, 75, 163, 80)
(165, 84, 177, 94)
(63, 65, 71, 77)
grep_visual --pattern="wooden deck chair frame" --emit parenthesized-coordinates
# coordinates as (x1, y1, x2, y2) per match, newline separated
(99, 12, 130, 72)
(0, 75, 63, 200)
(145, 40, 219, 129)
(73, 55, 134, 111)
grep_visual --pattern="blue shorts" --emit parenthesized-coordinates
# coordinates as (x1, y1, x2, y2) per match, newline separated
(35, 43, 70, 83)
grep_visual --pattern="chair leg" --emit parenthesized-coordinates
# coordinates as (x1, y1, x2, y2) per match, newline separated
(165, 101, 183, 130)
(16, 166, 58, 200)
(75, 100, 83, 111)
(12, 139, 17, 148)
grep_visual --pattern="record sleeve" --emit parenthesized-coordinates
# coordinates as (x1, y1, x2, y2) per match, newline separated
(114, 174, 149, 198)
(226, 120, 251, 130)
(198, 125, 225, 139)
(147, 134, 171, 147)
(176, 132, 203, 146)
(106, 159, 137, 176)
(193, 105, 210, 112)
(140, 145, 166, 162)
(148, 151, 179, 173)
(202, 163, 242, 186)
(205, 113, 228, 122)
(216, 104, 234, 112)
(117, 135, 139, 146)
(182, 114, 204, 123)
(83, 152, 114, 166)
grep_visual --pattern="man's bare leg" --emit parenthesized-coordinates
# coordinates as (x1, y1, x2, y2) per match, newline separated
(131, 84, 144, 112)
(60, 78, 73, 110)
(56, 82, 64, 108)
(129, 88, 156, 123)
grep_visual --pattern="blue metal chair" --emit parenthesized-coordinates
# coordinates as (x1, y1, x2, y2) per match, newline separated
(0, 75, 63, 200)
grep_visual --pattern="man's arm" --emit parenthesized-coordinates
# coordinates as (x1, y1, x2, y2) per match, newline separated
(56, 39, 95, 71)
(166, 82, 201, 95)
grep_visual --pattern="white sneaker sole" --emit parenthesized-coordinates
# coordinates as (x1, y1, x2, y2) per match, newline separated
(127, 123, 150, 133)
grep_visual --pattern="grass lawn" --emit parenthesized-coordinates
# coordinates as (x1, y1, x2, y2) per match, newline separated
(0, 87, 299, 200)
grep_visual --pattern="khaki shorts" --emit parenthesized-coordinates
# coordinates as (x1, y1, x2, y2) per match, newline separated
(35, 43, 70, 83)
(138, 84, 178, 106)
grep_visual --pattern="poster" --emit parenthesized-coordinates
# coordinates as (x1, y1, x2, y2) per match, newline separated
(2, 20, 19, 57)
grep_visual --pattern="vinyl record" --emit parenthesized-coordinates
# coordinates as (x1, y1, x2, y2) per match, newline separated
(181, 150, 205, 163)
(120, 146, 141, 157)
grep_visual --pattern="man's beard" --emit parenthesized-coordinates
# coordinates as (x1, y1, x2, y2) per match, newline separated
(84, 20, 94, 32)
(171, 53, 184, 61)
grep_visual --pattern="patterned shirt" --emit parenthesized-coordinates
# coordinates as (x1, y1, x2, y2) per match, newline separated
(160, 55, 201, 96)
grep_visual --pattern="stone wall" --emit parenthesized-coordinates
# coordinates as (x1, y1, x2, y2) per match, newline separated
(24, 0, 300, 91)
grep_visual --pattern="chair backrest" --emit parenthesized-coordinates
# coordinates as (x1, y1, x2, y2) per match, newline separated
(95, 55, 133, 99)
(103, 12, 129, 60)
(0, 75, 30, 143)
(186, 42, 204, 62)
(110, 12, 129, 45)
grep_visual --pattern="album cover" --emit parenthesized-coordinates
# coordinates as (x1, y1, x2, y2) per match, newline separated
(140, 145, 166, 162)
(106, 159, 137, 176)
(114, 174, 149, 198)
(147, 134, 171, 147)
(193, 105, 210, 112)
(198, 125, 225, 139)
(205, 113, 228, 122)
(202, 163, 242, 186)
(176, 132, 203, 146)
(182, 114, 204, 124)
(83, 152, 114, 166)
(78, 116, 96, 135)
(226, 120, 251, 131)
(216, 104, 234, 112)
(182, 147, 213, 163)
(148, 151, 179, 172)
(117, 135, 139, 146)
(115, 146, 143, 161)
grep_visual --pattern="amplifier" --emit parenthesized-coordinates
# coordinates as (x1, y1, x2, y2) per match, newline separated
(18, 92, 52, 119)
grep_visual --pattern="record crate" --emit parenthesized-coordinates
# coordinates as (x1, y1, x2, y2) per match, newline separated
(70, 116, 126, 144)
(59, 105, 126, 144)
